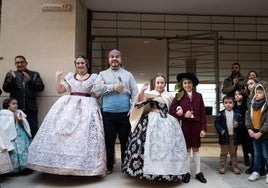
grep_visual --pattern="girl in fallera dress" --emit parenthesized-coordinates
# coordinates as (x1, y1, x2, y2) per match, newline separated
(27, 54, 106, 176)
(0, 98, 32, 174)
(122, 73, 188, 181)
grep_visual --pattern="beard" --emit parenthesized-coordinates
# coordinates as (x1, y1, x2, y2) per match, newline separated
(232, 70, 239, 76)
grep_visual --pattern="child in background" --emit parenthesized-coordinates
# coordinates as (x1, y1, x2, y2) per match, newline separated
(234, 89, 251, 166)
(246, 81, 268, 183)
(245, 77, 265, 175)
(245, 77, 258, 174)
(0, 98, 32, 174)
(214, 95, 243, 174)
(246, 77, 259, 100)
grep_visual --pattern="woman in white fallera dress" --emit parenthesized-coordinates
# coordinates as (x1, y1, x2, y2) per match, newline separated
(27, 54, 106, 176)
(122, 73, 187, 181)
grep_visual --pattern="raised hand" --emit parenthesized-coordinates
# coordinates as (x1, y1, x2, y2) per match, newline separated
(8, 69, 16, 78)
(56, 67, 64, 78)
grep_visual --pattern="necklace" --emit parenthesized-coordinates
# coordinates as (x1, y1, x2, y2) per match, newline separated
(76, 72, 88, 81)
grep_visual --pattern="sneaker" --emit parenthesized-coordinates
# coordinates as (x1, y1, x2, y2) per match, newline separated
(266, 174, 268, 184)
(106, 169, 113, 175)
(248, 172, 260, 181)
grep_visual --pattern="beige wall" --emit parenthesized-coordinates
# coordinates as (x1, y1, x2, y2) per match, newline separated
(0, 0, 88, 124)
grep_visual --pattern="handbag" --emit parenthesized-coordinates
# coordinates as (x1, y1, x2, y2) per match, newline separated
(0, 151, 13, 174)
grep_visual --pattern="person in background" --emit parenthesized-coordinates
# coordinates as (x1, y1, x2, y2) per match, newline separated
(247, 70, 258, 79)
(222, 63, 246, 97)
(0, 98, 32, 174)
(246, 77, 259, 99)
(92, 49, 139, 174)
(27, 54, 106, 176)
(214, 95, 243, 175)
(244, 70, 258, 94)
(246, 81, 268, 183)
(122, 73, 187, 181)
(234, 89, 251, 167)
(2, 55, 45, 137)
(245, 77, 266, 175)
(169, 72, 207, 184)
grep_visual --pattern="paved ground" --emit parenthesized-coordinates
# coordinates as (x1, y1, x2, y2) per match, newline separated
(1, 143, 267, 188)
(0, 156, 267, 188)
(202, 157, 267, 188)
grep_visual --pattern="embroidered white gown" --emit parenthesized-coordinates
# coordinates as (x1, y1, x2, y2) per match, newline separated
(27, 73, 106, 176)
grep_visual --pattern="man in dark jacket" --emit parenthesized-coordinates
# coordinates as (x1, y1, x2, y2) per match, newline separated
(222, 63, 246, 97)
(3, 55, 45, 137)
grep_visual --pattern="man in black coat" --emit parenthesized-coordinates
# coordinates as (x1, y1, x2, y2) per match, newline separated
(3, 55, 45, 137)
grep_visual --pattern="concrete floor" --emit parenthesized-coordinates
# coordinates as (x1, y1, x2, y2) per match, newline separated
(0, 144, 267, 188)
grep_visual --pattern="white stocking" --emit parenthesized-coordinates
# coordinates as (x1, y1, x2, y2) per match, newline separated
(193, 151, 200, 174)
(186, 153, 191, 174)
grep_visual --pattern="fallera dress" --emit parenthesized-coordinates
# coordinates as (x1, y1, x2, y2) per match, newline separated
(27, 72, 106, 176)
(122, 90, 188, 181)
(0, 109, 32, 174)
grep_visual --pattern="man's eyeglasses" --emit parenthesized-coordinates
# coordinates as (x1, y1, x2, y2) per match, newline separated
(15, 61, 26, 65)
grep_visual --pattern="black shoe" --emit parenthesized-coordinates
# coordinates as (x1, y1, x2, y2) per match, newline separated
(245, 167, 253, 174)
(259, 163, 266, 176)
(195, 172, 207, 183)
(260, 168, 266, 176)
(244, 155, 250, 166)
(182, 172, 191, 183)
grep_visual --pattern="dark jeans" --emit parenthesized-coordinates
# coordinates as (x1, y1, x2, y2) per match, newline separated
(102, 111, 131, 171)
(25, 109, 39, 138)
(253, 138, 268, 174)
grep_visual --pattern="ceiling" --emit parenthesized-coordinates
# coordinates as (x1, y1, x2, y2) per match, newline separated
(85, 0, 268, 16)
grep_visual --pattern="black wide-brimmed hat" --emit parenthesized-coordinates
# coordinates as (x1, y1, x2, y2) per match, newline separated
(176, 72, 199, 86)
